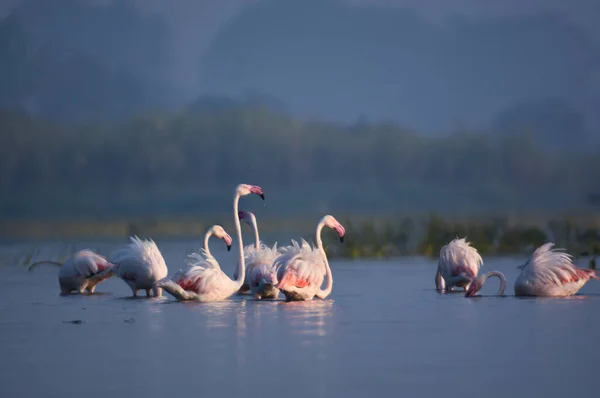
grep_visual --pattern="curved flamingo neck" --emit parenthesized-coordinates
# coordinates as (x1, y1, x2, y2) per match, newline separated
(316, 219, 333, 299)
(484, 271, 507, 295)
(233, 194, 245, 287)
(251, 215, 260, 250)
(203, 229, 214, 256)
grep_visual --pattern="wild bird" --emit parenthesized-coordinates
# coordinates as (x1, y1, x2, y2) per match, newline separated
(275, 215, 345, 301)
(157, 184, 265, 302)
(235, 210, 281, 299)
(435, 237, 483, 292)
(98, 236, 169, 297)
(155, 224, 234, 301)
(28, 249, 116, 295)
(511, 242, 600, 297)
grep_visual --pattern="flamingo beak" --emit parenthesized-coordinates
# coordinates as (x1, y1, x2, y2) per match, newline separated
(340, 235, 344, 243)
(259, 193, 265, 200)
(227, 244, 232, 252)
(465, 287, 476, 297)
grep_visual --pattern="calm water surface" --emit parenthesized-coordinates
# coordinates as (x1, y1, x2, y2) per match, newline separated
(0, 241, 599, 398)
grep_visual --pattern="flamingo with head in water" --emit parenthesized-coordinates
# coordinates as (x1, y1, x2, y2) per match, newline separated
(28, 249, 116, 295)
(157, 184, 265, 301)
(435, 237, 483, 292)
(235, 210, 280, 299)
(98, 236, 169, 297)
(510, 242, 599, 297)
(275, 215, 345, 301)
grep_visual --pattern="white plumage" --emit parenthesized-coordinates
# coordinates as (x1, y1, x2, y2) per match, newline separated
(435, 237, 483, 292)
(514, 242, 600, 297)
(236, 210, 281, 299)
(107, 236, 169, 297)
(157, 184, 265, 302)
(276, 215, 344, 301)
(56, 249, 116, 294)
(158, 248, 239, 302)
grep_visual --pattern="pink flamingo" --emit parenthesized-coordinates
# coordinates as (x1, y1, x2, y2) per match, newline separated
(156, 184, 265, 301)
(103, 236, 169, 297)
(156, 224, 233, 300)
(275, 215, 345, 301)
(513, 242, 599, 297)
(435, 237, 482, 292)
(28, 249, 116, 294)
(235, 210, 281, 299)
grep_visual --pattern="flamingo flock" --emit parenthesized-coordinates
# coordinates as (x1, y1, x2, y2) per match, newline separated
(29, 183, 345, 302)
(27, 183, 598, 301)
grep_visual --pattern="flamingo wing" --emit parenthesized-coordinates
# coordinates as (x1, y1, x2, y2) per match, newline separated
(275, 240, 326, 291)
(111, 236, 168, 281)
(174, 249, 232, 295)
(523, 243, 598, 286)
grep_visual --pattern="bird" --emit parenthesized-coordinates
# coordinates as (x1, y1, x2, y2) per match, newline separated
(157, 184, 265, 301)
(156, 224, 233, 300)
(102, 236, 169, 297)
(275, 214, 345, 301)
(512, 242, 600, 297)
(435, 237, 482, 292)
(236, 210, 281, 299)
(28, 249, 116, 295)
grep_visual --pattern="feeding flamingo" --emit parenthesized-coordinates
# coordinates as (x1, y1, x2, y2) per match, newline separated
(100, 236, 169, 297)
(275, 215, 345, 301)
(435, 237, 482, 292)
(157, 184, 265, 301)
(28, 249, 116, 295)
(512, 242, 599, 297)
(235, 210, 280, 299)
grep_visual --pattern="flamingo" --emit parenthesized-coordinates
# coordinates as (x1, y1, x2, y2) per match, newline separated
(102, 236, 169, 297)
(435, 237, 482, 292)
(235, 210, 281, 299)
(28, 249, 116, 294)
(275, 215, 345, 301)
(157, 184, 265, 301)
(155, 224, 233, 299)
(512, 242, 599, 297)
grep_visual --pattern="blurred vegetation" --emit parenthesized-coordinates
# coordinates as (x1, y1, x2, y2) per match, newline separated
(321, 214, 600, 260)
(1, 103, 599, 219)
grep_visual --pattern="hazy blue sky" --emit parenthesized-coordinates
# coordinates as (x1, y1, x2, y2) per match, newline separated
(3, 0, 599, 98)
(132, 0, 600, 96)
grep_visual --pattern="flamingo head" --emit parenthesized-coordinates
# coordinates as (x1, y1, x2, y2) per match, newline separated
(238, 210, 257, 227)
(236, 184, 265, 200)
(210, 225, 233, 251)
(465, 276, 484, 297)
(323, 215, 346, 243)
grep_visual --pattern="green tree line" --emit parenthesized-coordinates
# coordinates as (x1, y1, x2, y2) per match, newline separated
(0, 104, 598, 219)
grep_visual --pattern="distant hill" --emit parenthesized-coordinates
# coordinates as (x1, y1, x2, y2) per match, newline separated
(200, 0, 600, 145)
(0, 0, 173, 121)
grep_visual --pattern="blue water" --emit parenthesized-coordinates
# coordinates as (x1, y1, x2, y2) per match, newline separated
(0, 242, 598, 398)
